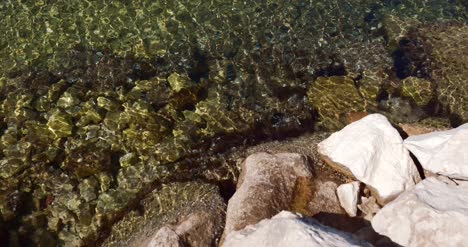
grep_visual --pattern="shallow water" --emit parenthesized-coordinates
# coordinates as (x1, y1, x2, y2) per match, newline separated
(0, 1, 467, 246)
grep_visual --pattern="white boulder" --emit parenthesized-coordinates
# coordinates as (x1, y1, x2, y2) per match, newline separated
(318, 113, 420, 204)
(223, 211, 371, 247)
(404, 123, 468, 180)
(336, 182, 360, 217)
(372, 177, 468, 247)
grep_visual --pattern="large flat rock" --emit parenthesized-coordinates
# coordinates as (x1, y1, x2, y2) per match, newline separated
(372, 177, 468, 247)
(318, 113, 420, 204)
(404, 123, 468, 179)
(223, 211, 371, 247)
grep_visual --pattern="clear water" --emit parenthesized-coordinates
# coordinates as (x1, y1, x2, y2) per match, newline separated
(0, 1, 466, 246)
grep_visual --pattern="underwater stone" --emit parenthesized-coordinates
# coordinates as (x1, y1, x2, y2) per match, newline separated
(47, 109, 73, 138)
(63, 142, 112, 178)
(102, 182, 226, 247)
(167, 73, 194, 93)
(33, 95, 52, 112)
(96, 172, 114, 192)
(403, 22, 468, 123)
(308, 76, 366, 130)
(57, 91, 81, 108)
(378, 97, 425, 123)
(97, 97, 120, 111)
(79, 177, 99, 202)
(119, 153, 138, 168)
(401, 77, 434, 107)
(382, 15, 419, 51)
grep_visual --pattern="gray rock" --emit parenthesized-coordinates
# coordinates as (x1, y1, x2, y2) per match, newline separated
(222, 152, 314, 242)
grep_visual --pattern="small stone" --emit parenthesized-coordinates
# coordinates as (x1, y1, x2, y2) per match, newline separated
(119, 153, 138, 168)
(57, 91, 81, 108)
(372, 177, 468, 247)
(47, 110, 73, 138)
(318, 114, 420, 204)
(78, 177, 99, 202)
(307, 180, 344, 216)
(97, 97, 119, 111)
(401, 77, 434, 107)
(337, 181, 360, 217)
(223, 211, 371, 247)
(96, 172, 113, 192)
(167, 73, 194, 93)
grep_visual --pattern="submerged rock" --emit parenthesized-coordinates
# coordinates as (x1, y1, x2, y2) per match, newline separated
(372, 177, 468, 247)
(223, 211, 371, 247)
(401, 77, 435, 107)
(143, 211, 221, 247)
(307, 76, 367, 130)
(102, 182, 226, 247)
(401, 22, 468, 124)
(404, 123, 468, 179)
(318, 114, 420, 204)
(222, 153, 314, 242)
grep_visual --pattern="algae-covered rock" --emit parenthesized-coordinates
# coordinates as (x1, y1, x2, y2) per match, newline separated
(382, 15, 420, 51)
(401, 77, 435, 107)
(378, 97, 425, 124)
(47, 109, 73, 138)
(400, 22, 468, 124)
(167, 73, 195, 93)
(307, 76, 367, 130)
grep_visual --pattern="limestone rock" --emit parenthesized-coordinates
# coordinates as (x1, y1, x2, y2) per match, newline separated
(222, 153, 314, 241)
(404, 123, 468, 179)
(223, 211, 371, 247)
(337, 182, 360, 217)
(318, 114, 420, 204)
(372, 177, 468, 247)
